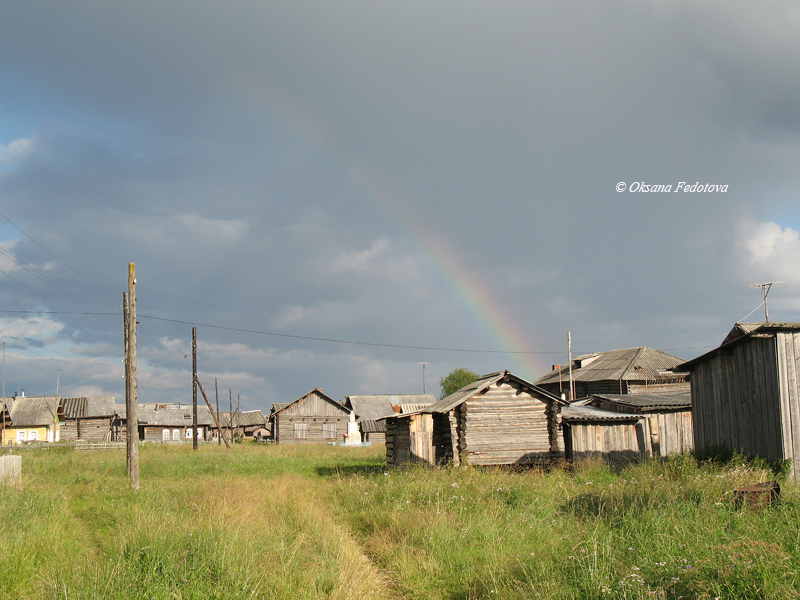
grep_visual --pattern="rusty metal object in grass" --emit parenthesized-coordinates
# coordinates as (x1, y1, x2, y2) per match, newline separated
(733, 480, 780, 510)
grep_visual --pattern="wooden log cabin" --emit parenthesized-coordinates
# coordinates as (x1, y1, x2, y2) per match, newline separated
(61, 397, 117, 441)
(383, 371, 567, 467)
(270, 389, 351, 444)
(679, 322, 800, 479)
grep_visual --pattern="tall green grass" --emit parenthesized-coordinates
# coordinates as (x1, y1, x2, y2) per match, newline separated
(1, 444, 798, 599)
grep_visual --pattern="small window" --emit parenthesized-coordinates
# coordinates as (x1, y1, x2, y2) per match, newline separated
(16, 430, 26, 442)
(322, 422, 336, 440)
(185, 428, 192, 439)
(162, 429, 170, 440)
(197, 428, 203, 440)
(293, 423, 308, 439)
(28, 430, 38, 441)
(172, 429, 180, 440)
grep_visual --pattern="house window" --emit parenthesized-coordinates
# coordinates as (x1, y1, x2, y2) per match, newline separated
(162, 429, 170, 441)
(197, 428, 203, 440)
(28, 430, 38, 441)
(172, 429, 180, 440)
(185, 428, 192, 439)
(322, 422, 336, 440)
(293, 423, 308, 439)
(16, 430, 26, 442)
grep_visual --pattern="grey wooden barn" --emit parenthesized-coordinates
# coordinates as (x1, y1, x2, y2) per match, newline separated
(679, 322, 800, 478)
(561, 393, 693, 464)
(61, 397, 117, 441)
(383, 371, 566, 467)
(270, 389, 351, 444)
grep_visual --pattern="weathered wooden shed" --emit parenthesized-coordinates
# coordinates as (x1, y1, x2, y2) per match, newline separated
(344, 394, 435, 444)
(561, 392, 693, 464)
(270, 389, 351, 444)
(61, 396, 116, 441)
(679, 322, 800, 479)
(384, 371, 566, 467)
(211, 410, 267, 440)
(535, 346, 690, 399)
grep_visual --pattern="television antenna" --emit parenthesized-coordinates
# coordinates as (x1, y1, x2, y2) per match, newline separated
(749, 281, 785, 323)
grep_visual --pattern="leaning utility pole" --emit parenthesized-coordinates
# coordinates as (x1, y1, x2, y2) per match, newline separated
(192, 326, 198, 450)
(567, 331, 574, 402)
(125, 263, 139, 490)
(215, 378, 221, 446)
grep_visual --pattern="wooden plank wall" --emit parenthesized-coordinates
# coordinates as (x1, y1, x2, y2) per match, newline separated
(693, 336, 783, 463)
(777, 332, 800, 479)
(460, 382, 558, 466)
(274, 392, 350, 445)
(567, 420, 646, 465)
(78, 418, 113, 441)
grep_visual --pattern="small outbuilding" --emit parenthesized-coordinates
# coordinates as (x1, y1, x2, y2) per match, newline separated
(344, 394, 436, 444)
(383, 371, 567, 467)
(679, 322, 800, 479)
(61, 396, 117, 441)
(270, 389, 351, 444)
(561, 392, 693, 464)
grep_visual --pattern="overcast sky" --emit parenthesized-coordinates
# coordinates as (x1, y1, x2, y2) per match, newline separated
(1, 1, 799, 412)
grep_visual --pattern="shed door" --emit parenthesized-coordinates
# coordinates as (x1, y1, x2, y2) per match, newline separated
(410, 414, 433, 464)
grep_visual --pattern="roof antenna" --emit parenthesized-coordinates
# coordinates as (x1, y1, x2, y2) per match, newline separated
(749, 281, 785, 323)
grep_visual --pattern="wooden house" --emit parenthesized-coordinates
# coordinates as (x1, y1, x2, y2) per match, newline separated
(0, 396, 63, 444)
(678, 322, 800, 479)
(61, 397, 116, 441)
(270, 389, 351, 444)
(211, 410, 267, 441)
(535, 346, 690, 399)
(561, 392, 693, 464)
(344, 394, 436, 444)
(137, 405, 215, 442)
(383, 371, 567, 467)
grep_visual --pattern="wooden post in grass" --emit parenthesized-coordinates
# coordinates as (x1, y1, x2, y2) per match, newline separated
(125, 263, 139, 490)
(196, 375, 230, 450)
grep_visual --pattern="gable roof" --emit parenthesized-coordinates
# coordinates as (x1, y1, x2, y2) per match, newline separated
(680, 322, 800, 370)
(4, 396, 62, 427)
(271, 388, 350, 417)
(535, 347, 688, 386)
(426, 371, 566, 414)
(216, 410, 266, 427)
(138, 406, 215, 427)
(62, 397, 116, 419)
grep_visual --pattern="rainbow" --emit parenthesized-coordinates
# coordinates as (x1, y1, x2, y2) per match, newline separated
(254, 88, 546, 380)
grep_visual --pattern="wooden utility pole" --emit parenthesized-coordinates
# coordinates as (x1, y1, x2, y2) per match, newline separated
(125, 263, 139, 490)
(229, 389, 233, 443)
(215, 378, 221, 446)
(192, 326, 198, 450)
(195, 375, 231, 450)
(567, 331, 574, 402)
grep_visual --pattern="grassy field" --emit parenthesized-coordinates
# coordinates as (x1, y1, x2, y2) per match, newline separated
(1, 443, 798, 600)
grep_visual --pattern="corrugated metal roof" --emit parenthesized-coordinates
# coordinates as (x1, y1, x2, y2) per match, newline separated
(591, 393, 691, 410)
(561, 405, 640, 422)
(535, 347, 688, 386)
(8, 396, 62, 427)
(62, 397, 116, 419)
(345, 394, 436, 421)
